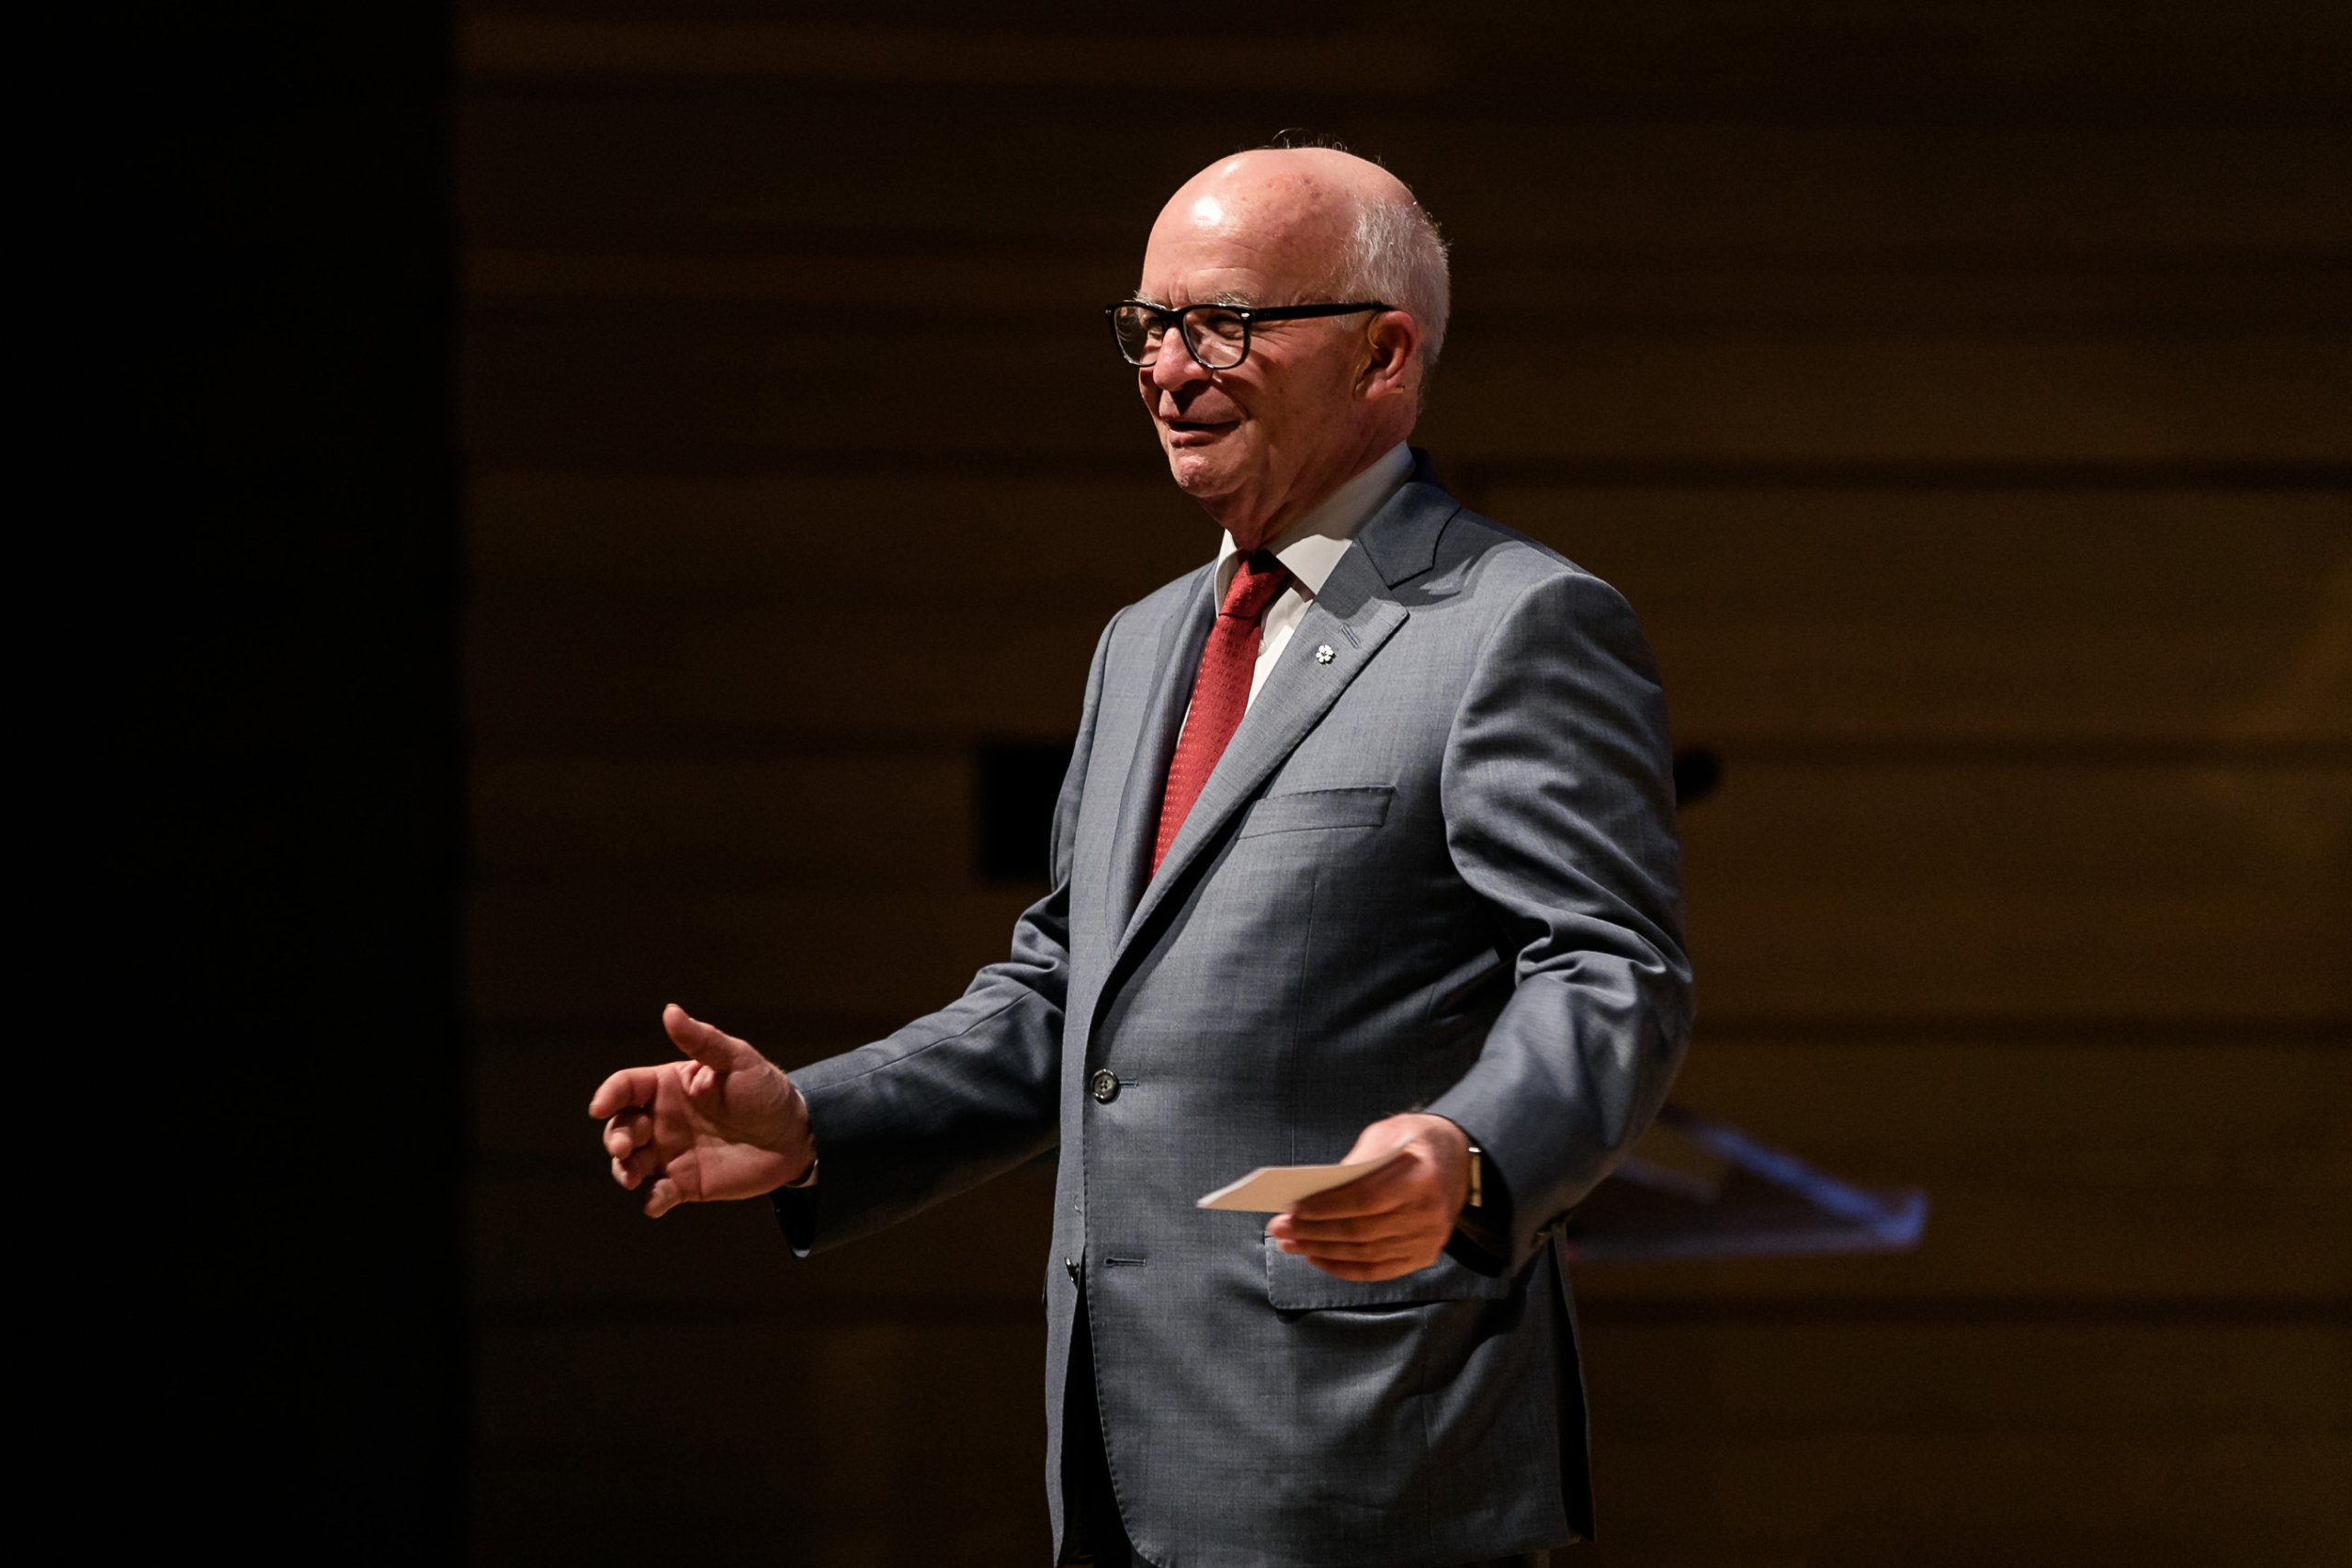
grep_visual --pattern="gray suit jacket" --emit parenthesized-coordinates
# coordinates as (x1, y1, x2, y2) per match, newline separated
(779, 453, 1692, 1567)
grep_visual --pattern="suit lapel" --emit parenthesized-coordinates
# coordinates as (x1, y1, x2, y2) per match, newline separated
(1105, 457, 1460, 970)
(1102, 567, 1215, 939)
(1118, 554, 1407, 948)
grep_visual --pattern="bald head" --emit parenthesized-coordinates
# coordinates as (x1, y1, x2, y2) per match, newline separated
(1148, 150, 1449, 374)
(1132, 149, 1450, 548)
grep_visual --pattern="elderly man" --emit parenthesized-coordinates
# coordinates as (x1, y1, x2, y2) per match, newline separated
(592, 145, 1691, 1567)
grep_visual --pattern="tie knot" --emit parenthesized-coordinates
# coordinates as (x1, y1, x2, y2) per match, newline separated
(1219, 550, 1292, 622)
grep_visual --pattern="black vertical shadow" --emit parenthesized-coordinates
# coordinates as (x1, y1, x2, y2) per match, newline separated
(978, 739, 1079, 882)
(196, 4, 465, 1559)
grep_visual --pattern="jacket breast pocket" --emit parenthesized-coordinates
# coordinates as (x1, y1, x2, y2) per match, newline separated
(1237, 785, 1394, 840)
(1264, 1235, 1513, 1311)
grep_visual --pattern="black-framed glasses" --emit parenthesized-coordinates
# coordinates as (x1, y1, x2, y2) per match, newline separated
(1106, 299, 1396, 370)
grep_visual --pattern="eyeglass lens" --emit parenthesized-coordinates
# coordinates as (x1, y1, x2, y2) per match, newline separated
(1113, 305, 1250, 369)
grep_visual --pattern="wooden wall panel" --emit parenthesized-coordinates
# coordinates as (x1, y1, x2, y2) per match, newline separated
(468, 471, 1212, 607)
(475, 1156, 2345, 1311)
(1580, 1319, 2350, 1439)
(464, 762, 2347, 1021)
(1679, 763, 2350, 1019)
(475, 1319, 1052, 1566)
(468, 884, 1038, 1024)
(466, 604, 1102, 743)
(1645, 1039, 2351, 1183)
(465, 241, 2352, 333)
(475, 1040, 2347, 1313)
(474, 1318, 2347, 1568)
(488, 1036, 2352, 1170)
(1580, 1318, 2350, 1565)
(460, 7, 2352, 107)
(463, 311, 2351, 467)
(469, 479, 2350, 744)
(458, 95, 2352, 254)
(1583, 1433, 2349, 1568)
(474, 1159, 1058, 1313)
(472, 752, 970, 879)
(457, 6, 2352, 1563)
(1506, 489, 2352, 747)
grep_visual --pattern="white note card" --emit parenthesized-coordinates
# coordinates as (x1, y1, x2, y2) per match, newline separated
(1195, 1142, 1411, 1213)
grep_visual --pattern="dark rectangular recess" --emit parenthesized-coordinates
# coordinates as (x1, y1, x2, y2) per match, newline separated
(977, 738, 1076, 882)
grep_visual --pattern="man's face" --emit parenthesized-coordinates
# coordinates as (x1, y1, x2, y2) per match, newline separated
(1133, 182, 1374, 515)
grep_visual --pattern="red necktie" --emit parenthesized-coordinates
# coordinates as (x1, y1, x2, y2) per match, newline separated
(1153, 551, 1295, 874)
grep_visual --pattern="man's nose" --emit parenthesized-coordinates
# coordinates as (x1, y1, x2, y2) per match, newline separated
(1149, 322, 1210, 395)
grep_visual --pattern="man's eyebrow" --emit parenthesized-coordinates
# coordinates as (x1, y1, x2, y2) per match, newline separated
(1127, 289, 1263, 310)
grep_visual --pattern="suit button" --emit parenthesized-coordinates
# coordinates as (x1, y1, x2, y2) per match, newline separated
(1090, 1068, 1120, 1103)
(1064, 1257, 1080, 1283)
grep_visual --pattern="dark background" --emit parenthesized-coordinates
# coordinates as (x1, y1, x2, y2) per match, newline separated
(224, 3, 2349, 1563)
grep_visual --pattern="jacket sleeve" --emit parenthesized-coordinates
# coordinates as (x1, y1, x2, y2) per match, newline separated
(1424, 569, 1694, 1273)
(771, 613, 1118, 1255)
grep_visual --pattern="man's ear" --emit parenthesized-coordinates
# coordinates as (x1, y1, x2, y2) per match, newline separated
(1357, 310, 1422, 401)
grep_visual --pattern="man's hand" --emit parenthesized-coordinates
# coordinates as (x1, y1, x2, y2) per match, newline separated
(1265, 1112, 1472, 1280)
(588, 1004, 814, 1217)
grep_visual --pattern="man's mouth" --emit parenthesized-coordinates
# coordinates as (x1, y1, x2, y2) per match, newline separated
(1163, 418, 1235, 446)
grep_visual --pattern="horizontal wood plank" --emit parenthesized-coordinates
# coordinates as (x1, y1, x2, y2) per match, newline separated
(1508, 487, 2352, 748)
(467, 762, 2350, 1020)
(465, 603, 1103, 743)
(460, 7, 2352, 108)
(459, 97, 2352, 254)
(467, 469, 1212, 610)
(467, 882, 1041, 1023)
(1585, 1432, 2350, 1567)
(490, 1032, 2352, 1168)
(472, 1158, 1058, 1311)
(473, 1316, 1050, 1565)
(1579, 1318, 2351, 1439)
(468, 478, 2351, 746)
(472, 1162, 2348, 1310)
(462, 310, 2352, 466)
(469, 1315, 2345, 1565)
(482, 1034, 2349, 1309)
(1678, 762, 2351, 1019)
(465, 243, 2352, 333)
(471, 751, 972, 880)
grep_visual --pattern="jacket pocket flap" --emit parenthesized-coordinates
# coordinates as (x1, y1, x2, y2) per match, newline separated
(1264, 1235, 1511, 1311)
(1238, 786, 1394, 839)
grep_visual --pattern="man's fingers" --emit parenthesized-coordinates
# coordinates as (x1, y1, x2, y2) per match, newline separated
(619, 1142, 663, 1185)
(1273, 1212, 1426, 1245)
(1290, 1161, 1419, 1220)
(1302, 1256, 1426, 1281)
(1281, 1236, 1424, 1264)
(603, 1109, 653, 1160)
(588, 1066, 663, 1120)
(643, 1175, 684, 1218)
(663, 1003, 759, 1074)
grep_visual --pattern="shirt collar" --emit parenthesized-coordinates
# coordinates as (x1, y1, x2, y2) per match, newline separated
(1215, 441, 1414, 602)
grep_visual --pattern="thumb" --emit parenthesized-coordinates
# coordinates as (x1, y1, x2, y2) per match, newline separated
(663, 1003, 761, 1074)
(1340, 1114, 1418, 1166)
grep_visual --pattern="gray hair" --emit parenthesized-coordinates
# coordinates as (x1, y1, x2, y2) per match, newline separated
(1257, 134, 1450, 389)
(1332, 190, 1451, 389)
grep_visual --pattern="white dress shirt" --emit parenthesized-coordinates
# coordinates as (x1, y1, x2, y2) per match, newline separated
(1212, 442, 1414, 710)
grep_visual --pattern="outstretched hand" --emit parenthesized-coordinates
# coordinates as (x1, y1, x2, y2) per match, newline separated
(588, 1004, 814, 1216)
(1265, 1112, 1473, 1280)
